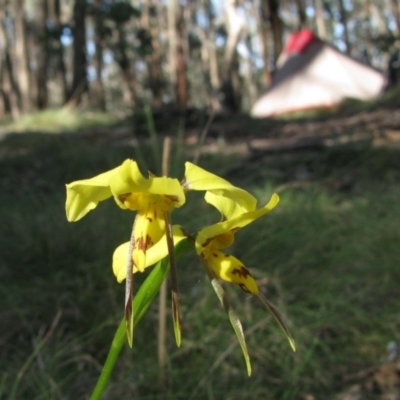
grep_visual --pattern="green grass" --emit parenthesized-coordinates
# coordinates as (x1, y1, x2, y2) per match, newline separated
(1, 123, 400, 399)
(0, 108, 118, 133)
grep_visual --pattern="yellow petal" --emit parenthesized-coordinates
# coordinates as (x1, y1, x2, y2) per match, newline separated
(206, 251, 259, 294)
(109, 160, 185, 209)
(113, 242, 131, 283)
(183, 162, 257, 211)
(112, 225, 186, 283)
(65, 166, 120, 221)
(132, 210, 165, 272)
(205, 191, 248, 220)
(196, 193, 279, 252)
(145, 225, 187, 269)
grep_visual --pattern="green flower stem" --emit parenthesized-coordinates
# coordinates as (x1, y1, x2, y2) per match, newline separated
(90, 258, 170, 400)
(90, 319, 126, 400)
(90, 239, 192, 400)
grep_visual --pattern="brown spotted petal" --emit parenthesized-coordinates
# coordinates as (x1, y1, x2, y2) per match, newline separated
(132, 207, 165, 272)
(205, 250, 259, 294)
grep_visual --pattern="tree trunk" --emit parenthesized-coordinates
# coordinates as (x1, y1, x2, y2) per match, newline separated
(197, 0, 220, 108)
(14, 0, 31, 113)
(175, 4, 188, 108)
(220, 0, 243, 112)
(243, 29, 257, 107)
(294, 0, 307, 29)
(0, 9, 20, 118)
(390, 0, 400, 36)
(338, 0, 351, 55)
(93, 0, 106, 111)
(258, 0, 271, 85)
(52, 0, 68, 104)
(143, 0, 163, 108)
(115, 26, 136, 108)
(68, 0, 88, 105)
(314, 0, 327, 39)
(35, 0, 49, 109)
(266, 0, 283, 65)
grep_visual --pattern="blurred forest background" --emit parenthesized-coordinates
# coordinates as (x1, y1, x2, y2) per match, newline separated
(2, 1, 400, 400)
(1, 0, 400, 117)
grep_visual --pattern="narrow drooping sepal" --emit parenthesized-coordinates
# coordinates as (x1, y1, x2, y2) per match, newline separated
(164, 212, 182, 347)
(256, 293, 296, 352)
(125, 225, 136, 348)
(202, 260, 252, 376)
(125, 294, 134, 348)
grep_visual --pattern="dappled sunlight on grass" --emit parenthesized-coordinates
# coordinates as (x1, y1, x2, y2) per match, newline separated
(0, 108, 117, 134)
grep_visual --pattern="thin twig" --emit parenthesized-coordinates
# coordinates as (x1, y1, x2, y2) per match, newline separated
(192, 110, 215, 165)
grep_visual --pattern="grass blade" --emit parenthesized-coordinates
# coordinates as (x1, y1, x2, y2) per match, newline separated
(256, 293, 296, 352)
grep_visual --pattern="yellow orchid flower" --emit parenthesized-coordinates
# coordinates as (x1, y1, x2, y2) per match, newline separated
(66, 159, 185, 272)
(197, 191, 296, 352)
(196, 191, 279, 294)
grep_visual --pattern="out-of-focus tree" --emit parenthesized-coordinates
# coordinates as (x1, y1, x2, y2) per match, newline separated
(294, 0, 307, 29)
(106, 1, 141, 108)
(14, 0, 31, 113)
(93, 0, 106, 111)
(257, 0, 272, 85)
(390, 0, 400, 36)
(34, 0, 49, 109)
(219, 0, 243, 112)
(167, 0, 189, 108)
(338, 0, 351, 54)
(68, 0, 88, 105)
(142, 0, 164, 108)
(195, 0, 220, 107)
(313, 0, 327, 40)
(0, 4, 20, 118)
(265, 0, 283, 65)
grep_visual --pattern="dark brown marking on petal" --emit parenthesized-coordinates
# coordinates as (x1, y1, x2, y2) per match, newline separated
(231, 227, 239, 233)
(146, 217, 153, 222)
(202, 238, 213, 248)
(232, 266, 252, 279)
(165, 195, 179, 203)
(224, 254, 230, 258)
(239, 283, 250, 293)
(135, 235, 154, 251)
(212, 253, 218, 257)
(118, 193, 131, 202)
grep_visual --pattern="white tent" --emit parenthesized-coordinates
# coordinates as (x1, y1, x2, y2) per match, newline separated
(251, 30, 387, 118)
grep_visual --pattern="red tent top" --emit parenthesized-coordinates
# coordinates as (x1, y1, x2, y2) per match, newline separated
(284, 30, 318, 54)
